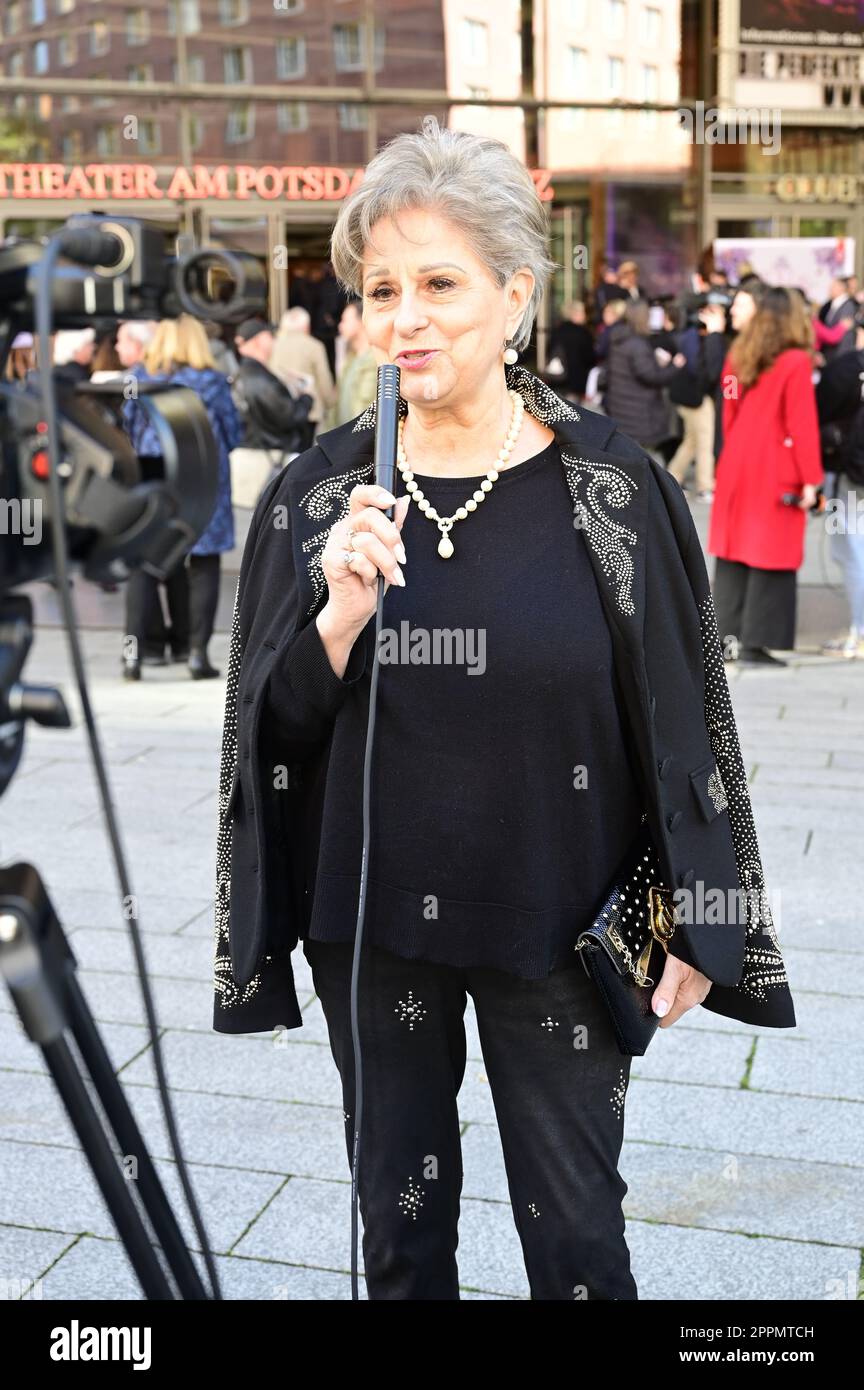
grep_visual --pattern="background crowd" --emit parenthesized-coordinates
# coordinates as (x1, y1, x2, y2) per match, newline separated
(547, 259, 864, 667)
(6, 254, 864, 676)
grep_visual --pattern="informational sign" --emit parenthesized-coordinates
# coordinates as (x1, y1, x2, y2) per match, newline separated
(713, 236, 855, 302)
(0, 163, 556, 203)
(719, 0, 864, 114)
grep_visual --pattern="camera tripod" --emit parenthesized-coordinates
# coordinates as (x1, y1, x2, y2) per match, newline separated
(0, 593, 212, 1299)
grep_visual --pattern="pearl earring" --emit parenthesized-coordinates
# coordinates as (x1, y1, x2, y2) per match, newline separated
(503, 337, 519, 365)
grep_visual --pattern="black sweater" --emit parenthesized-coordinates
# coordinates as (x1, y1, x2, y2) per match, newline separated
(268, 438, 652, 977)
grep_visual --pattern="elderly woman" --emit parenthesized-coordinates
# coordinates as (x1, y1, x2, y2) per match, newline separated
(212, 119, 795, 1301)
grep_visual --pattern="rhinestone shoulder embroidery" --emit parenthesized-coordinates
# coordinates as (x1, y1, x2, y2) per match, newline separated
(560, 451, 638, 616)
(299, 465, 374, 617)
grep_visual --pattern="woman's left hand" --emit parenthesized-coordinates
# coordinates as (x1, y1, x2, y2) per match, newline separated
(798, 483, 819, 511)
(651, 954, 713, 1027)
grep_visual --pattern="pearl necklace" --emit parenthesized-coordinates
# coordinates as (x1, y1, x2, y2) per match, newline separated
(396, 389, 525, 558)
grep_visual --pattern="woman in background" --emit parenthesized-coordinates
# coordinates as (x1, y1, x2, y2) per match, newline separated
(122, 315, 243, 680)
(603, 301, 684, 460)
(708, 287, 823, 665)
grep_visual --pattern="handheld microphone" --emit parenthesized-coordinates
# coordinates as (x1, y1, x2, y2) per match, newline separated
(349, 361, 402, 1300)
(373, 362, 401, 515)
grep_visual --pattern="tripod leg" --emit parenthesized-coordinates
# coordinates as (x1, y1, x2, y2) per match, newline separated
(65, 971, 208, 1299)
(0, 861, 210, 1300)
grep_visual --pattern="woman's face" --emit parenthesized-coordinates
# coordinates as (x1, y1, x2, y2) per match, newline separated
(360, 206, 532, 408)
(731, 291, 756, 332)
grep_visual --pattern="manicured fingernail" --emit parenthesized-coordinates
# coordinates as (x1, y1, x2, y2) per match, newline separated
(379, 489, 396, 504)
(654, 999, 669, 1017)
(395, 542, 407, 564)
(393, 565, 405, 586)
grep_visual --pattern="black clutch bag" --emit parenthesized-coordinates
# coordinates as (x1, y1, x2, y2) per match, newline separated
(575, 817, 677, 1056)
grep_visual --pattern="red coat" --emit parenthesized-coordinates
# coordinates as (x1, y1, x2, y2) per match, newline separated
(708, 347, 823, 571)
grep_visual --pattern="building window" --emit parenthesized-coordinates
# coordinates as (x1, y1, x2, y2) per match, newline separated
(58, 32, 77, 65)
(168, 0, 201, 34)
(641, 5, 661, 45)
(606, 0, 626, 39)
(6, 3, 22, 36)
(126, 9, 149, 46)
(127, 63, 153, 82)
(641, 63, 658, 100)
(567, 45, 587, 85)
(55, 0, 75, 12)
(89, 21, 110, 56)
(62, 131, 83, 160)
(277, 0, 304, 11)
(8, 49, 25, 77)
(31, 0, 47, 25)
(189, 114, 203, 149)
(461, 18, 488, 66)
(218, 0, 248, 23)
(607, 56, 624, 95)
(277, 37, 306, 79)
(38, 92, 52, 118)
(567, 0, 587, 25)
(96, 124, 120, 156)
(138, 119, 160, 154)
(224, 46, 252, 83)
(226, 101, 254, 143)
(277, 100, 308, 131)
(32, 38, 50, 73)
(173, 54, 205, 82)
(338, 103, 367, 130)
(333, 21, 383, 72)
(465, 85, 489, 100)
(12, 93, 29, 114)
(61, 94, 80, 111)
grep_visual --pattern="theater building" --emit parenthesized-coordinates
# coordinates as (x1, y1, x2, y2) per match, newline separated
(0, 0, 699, 361)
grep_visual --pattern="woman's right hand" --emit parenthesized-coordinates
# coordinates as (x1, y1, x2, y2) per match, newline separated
(318, 484, 411, 642)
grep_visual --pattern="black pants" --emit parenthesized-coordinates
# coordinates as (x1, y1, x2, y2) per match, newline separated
(124, 553, 220, 658)
(713, 557, 797, 651)
(303, 937, 638, 1301)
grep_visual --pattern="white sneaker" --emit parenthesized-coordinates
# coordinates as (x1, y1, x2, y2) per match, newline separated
(821, 629, 864, 659)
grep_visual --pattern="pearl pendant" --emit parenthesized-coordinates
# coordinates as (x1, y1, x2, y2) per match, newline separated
(437, 534, 454, 558)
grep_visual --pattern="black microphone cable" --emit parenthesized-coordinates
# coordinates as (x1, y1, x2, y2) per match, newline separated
(349, 362, 401, 1300)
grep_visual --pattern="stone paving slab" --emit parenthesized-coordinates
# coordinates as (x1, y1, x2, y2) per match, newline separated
(1, 625, 862, 1302)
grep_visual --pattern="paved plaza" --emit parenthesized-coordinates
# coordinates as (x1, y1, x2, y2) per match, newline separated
(1, 523, 862, 1300)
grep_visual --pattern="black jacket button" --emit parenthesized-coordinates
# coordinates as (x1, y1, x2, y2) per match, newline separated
(667, 810, 683, 831)
(658, 756, 673, 779)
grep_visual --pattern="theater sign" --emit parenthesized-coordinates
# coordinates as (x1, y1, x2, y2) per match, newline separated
(0, 162, 556, 203)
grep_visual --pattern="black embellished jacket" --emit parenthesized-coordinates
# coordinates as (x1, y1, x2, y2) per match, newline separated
(211, 365, 795, 1036)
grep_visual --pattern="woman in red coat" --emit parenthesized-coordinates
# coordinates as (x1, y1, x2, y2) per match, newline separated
(708, 287, 823, 665)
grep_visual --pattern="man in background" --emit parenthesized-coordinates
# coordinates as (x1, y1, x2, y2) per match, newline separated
(52, 328, 95, 387)
(325, 299, 378, 428)
(270, 306, 335, 438)
(819, 275, 858, 361)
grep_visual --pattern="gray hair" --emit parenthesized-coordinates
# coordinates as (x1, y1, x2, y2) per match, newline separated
(118, 319, 158, 346)
(280, 307, 310, 332)
(329, 115, 558, 352)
